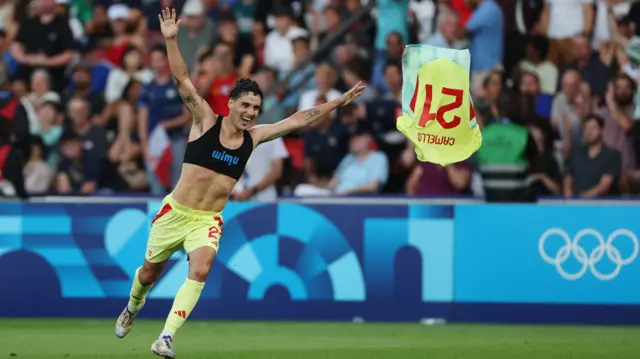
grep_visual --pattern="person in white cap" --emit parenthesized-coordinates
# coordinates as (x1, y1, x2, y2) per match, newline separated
(176, 0, 215, 70)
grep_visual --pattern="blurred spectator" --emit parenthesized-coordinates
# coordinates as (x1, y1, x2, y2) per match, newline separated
(252, 67, 282, 124)
(254, 0, 305, 32)
(496, 0, 544, 76)
(67, 96, 108, 161)
(409, 0, 438, 45)
(541, 0, 594, 69)
(598, 74, 636, 176)
(372, 32, 404, 94)
(302, 95, 349, 183)
(517, 71, 553, 120)
(217, 11, 256, 74)
(108, 100, 146, 191)
(476, 111, 538, 202)
(295, 123, 389, 196)
(592, 0, 630, 50)
(279, 34, 316, 113)
(383, 61, 403, 103)
(27, 69, 61, 109)
(23, 135, 54, 195)
(342, 57, 376, 103)
(62, 63, 107, 124)
(528, 120, 561, 197)
(0, 63, 31, 148)
(0, 0, 12, 33)
(232, 0, 255, 36)
(177, 0, 216, 71)
(406, 152, 472, 196)
(0, 115, 27, 199)
(563, 34, 608, 100)
(551, 69, 582, 146)
(564, 114, 621, 198)
(310, 4, 343, 60)
(104, 4, 141, 67)
(10, 0, 76, 92)
(104, 45, 154, 122)
(264, 6, 308, 73)
(55, 131, 102, 195)
(465, 0, 504, 96)
(375, 0, 409, 59)
(197, 42, 237, 117)
(138, 44, 189, 194)
(232, 136, 288, 202)
(298, 63, 340, 111)
(35, 100, 63, 167)
(427, 9, 463, 49)
(518, 35, 558, 95)
(55, 0, 86, 45)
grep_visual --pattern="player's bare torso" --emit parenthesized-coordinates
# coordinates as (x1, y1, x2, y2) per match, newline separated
(171, 115, 253, 212)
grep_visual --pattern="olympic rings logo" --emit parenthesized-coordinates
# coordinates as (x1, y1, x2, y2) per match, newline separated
(538, 228, 639, 281)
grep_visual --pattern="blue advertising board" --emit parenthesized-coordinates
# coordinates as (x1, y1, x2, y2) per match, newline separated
(0, 201, 454, 321)
(1, 201, 639, 324)
(454, 205, 640, 304)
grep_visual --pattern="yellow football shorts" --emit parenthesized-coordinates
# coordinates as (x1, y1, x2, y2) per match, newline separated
(145, 193, 224, 263)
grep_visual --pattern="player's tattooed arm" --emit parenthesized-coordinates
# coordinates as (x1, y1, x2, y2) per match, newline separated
(161, 9, 215, 125)
(250, 82, 366, 145)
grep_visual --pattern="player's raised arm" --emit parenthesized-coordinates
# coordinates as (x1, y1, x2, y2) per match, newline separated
(159, 8, 213, 125)
(251, 82, 366, 144)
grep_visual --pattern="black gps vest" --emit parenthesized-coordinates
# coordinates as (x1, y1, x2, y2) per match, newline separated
(183, 116, 254, 180)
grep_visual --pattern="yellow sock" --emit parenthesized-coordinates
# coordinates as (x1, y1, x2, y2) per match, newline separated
(163, 279, 205, 336)
(128, 267, 154, 311)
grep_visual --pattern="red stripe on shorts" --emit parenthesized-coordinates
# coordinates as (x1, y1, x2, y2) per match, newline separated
(151, 203, 172, 225)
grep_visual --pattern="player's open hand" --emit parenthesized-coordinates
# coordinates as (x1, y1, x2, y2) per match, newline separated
(339, 81, 367, 107)
(159, 7, 182, 39)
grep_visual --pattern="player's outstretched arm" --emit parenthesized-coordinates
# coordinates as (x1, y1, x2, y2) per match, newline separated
(251, 81, 366, 144)
(159, 8, 213, 126)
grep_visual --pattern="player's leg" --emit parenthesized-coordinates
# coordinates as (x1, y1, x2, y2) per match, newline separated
(151, 218, 221, 358)
(116, 258, 171, 338)
(117, 201, 185, 339)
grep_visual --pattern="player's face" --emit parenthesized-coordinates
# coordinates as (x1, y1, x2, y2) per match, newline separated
(228, 93, 262, 130)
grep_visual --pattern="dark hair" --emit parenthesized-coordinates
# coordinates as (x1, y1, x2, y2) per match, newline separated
(198, 48, 213, 63)
(526, 35, 549, 59)
(229, 78, 263, 102)
(218, 10, 237, 23)
(122, 45, 143, 71)
(345, 57, 371, 82)
(150, 44, 167, 56)
(323, 4, 340, 15)
(585, 113, 605, 129)
(60, 131, 81, 144)
(384, 60, 401, 73)
(30, 135, 44, 149)
(612, 73, 637, 93)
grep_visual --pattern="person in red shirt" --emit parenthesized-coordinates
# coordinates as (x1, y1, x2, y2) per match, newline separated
(195, 42, 237, 117)
(448, 0, 472, 26)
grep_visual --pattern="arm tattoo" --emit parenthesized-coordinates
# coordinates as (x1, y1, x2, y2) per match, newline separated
(302, 109, 321, 122)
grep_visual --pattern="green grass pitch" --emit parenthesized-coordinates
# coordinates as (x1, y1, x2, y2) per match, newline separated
(0, 319, 638, 359)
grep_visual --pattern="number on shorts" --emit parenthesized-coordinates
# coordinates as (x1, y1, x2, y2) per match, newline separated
(208, 216, 224, 241)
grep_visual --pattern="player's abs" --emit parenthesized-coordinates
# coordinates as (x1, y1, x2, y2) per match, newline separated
(171, 164, 236, 212)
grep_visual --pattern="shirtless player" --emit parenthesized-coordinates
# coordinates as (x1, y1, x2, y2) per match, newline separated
(114, 8, 366, 358)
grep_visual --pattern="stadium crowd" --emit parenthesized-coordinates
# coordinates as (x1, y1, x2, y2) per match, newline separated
(0, 0, 639, 202)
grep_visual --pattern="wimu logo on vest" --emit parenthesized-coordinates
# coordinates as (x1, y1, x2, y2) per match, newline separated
(212, 150, 239, 166)
(396, 45, 482, 166)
